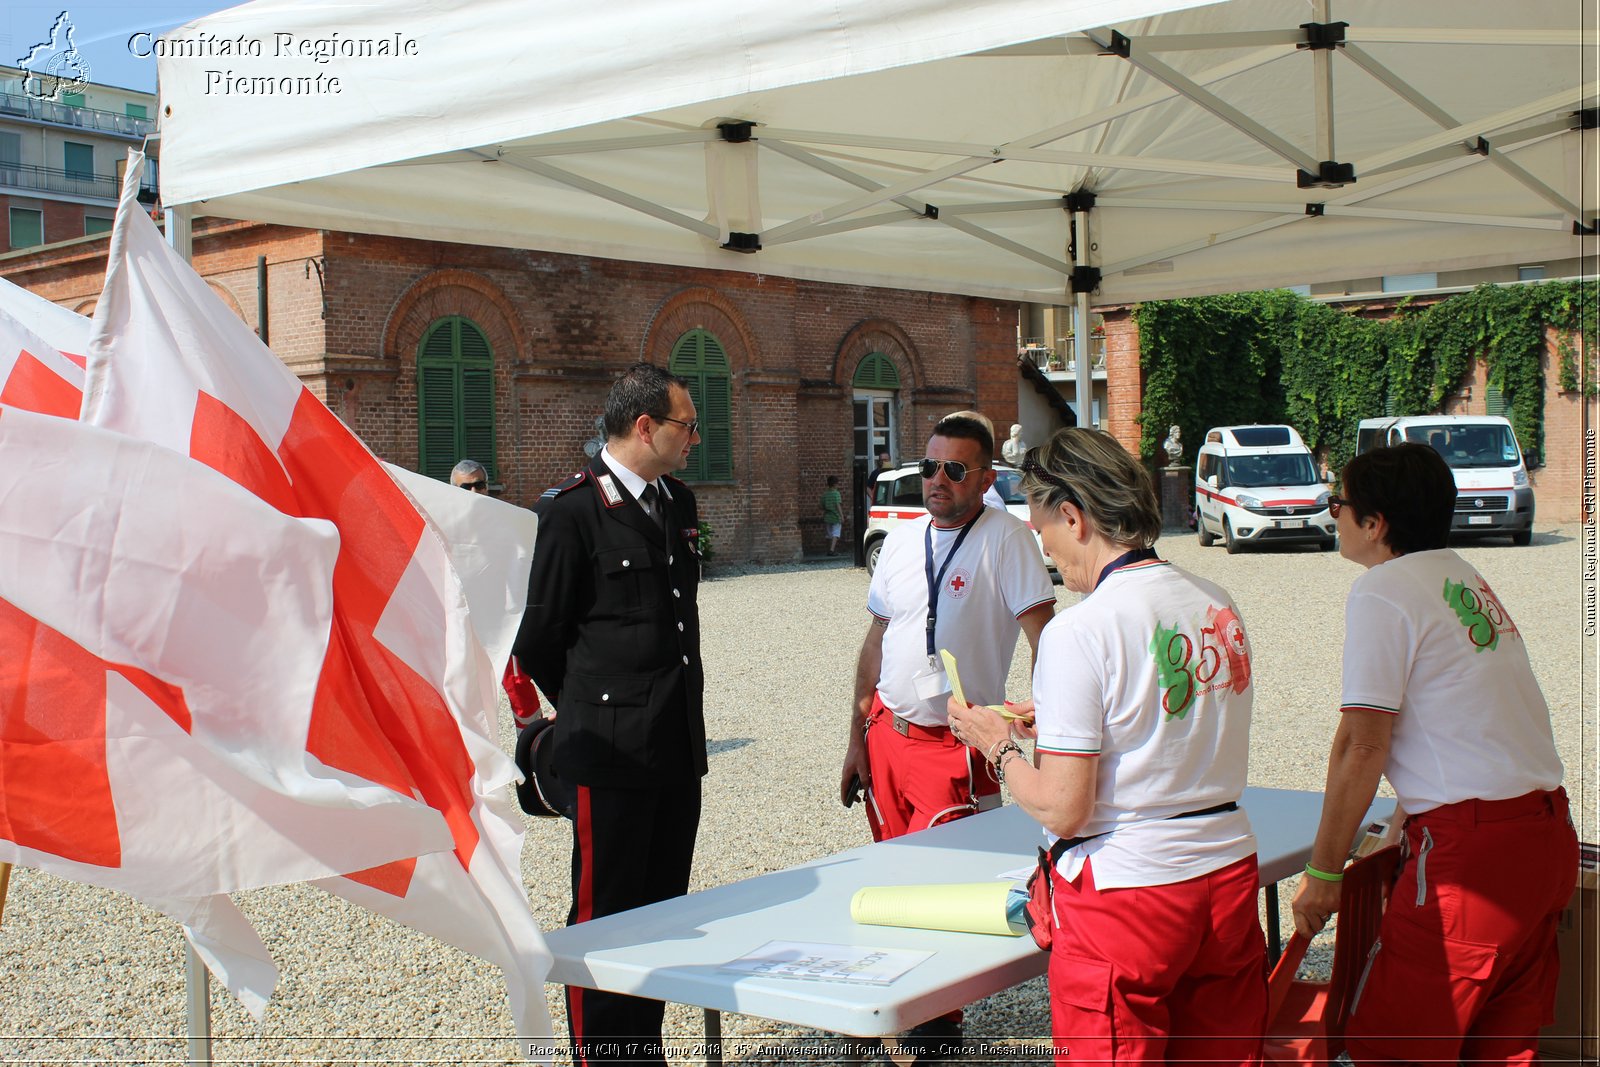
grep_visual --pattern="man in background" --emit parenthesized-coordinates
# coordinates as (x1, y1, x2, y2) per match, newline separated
(450, 458, 489, 493)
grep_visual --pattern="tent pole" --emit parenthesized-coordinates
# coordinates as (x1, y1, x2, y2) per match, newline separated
(0, 861, 12, 926)
(1073, 208, 1094, 428)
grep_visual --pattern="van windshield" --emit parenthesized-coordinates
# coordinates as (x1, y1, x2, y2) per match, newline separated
(1223, 453, 1318, 488)
(1403, 424, 1522, 468)
(994, 468, 1026, 505)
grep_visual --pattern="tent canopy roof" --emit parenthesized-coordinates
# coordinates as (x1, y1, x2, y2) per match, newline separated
(158, 0, 1595, 304)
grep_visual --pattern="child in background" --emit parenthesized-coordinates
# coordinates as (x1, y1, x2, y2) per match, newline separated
(821, 475, 843, 556)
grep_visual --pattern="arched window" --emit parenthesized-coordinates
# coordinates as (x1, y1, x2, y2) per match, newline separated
(852, 351, 900, 471)
(852, 351, 901, 390)
(417, 316, 495, 481)
(668, 329, 733, 481)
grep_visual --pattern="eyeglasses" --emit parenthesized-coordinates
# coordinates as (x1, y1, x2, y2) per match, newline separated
(458, 480, 488, 493)
(919, 458, 987, 482)
(1327, 495, 1349, 518)
(657, 415, 699, 435)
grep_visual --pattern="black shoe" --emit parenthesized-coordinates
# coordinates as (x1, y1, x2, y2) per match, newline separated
(901, 1017, 963, 1063)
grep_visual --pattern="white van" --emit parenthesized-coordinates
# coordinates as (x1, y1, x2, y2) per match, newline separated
(1194, 424, 1335, 554)
(1355, 415, 1535, 545)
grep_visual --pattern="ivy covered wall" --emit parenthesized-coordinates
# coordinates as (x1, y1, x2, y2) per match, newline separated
(1133, 281, 1597, 471)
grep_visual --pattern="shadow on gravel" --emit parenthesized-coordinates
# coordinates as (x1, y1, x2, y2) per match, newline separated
(707, 737, 756, 756)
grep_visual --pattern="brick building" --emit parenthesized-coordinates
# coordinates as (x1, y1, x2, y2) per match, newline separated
(3, 220, 1054, 562)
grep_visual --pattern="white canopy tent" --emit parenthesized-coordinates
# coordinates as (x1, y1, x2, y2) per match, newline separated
(156, 0, 1595, 418)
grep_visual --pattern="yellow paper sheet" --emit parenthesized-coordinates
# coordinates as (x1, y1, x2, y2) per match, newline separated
(850, 882, 1021, 937)
(938, 649, 1023, 718)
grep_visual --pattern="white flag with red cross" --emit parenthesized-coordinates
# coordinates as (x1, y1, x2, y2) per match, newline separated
(0, 305, 463, 1016)
(82, 152, 551, 1040)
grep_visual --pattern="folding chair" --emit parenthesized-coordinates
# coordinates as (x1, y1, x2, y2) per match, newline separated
(1264, 845, 1403, 1064)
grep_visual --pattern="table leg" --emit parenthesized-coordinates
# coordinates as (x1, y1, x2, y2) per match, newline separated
(1264, 883, 1281, 966)
(701, 1008, 722, 1067)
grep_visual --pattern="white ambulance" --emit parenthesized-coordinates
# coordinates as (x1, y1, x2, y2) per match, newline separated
(1194, 424, 1336, 554)
(1355, 415, 1535, 545)
(862, 462, 1053, 576)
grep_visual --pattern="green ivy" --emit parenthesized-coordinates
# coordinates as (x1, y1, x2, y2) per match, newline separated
(1135, 280, 1598, 471)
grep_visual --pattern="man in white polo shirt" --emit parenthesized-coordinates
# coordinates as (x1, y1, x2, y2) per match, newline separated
(839, 413, 1054, 1060)
(840, 413, 1054, 838)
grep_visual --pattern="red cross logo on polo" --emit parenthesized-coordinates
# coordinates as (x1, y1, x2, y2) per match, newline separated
(947, 569, 972, 598)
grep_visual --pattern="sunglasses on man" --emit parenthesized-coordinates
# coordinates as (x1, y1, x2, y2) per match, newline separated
(918, 458, 988, 482)
(458, 480, 488, 493)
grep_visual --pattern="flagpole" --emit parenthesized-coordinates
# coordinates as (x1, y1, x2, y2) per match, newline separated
(148, 127, 212, 1067)
(0, 861, 12, 926)
(184, 943, 213, 1066)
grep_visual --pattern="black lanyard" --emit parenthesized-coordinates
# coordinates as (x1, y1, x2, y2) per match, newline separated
(1094, 546, 1159, 591)
(924, 511, 984, 663)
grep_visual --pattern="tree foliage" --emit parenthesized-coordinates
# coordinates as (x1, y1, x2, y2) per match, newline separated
(1134, 280, 1597, 470)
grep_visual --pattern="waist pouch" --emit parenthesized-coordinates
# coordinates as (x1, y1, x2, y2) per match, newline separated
(1022, 801, 1238, 951)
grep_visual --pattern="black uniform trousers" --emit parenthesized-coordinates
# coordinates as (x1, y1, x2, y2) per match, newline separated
(566, 778, 702, 1066)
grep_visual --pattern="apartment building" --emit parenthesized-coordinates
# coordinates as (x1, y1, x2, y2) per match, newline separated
(0, 65, 158, 250)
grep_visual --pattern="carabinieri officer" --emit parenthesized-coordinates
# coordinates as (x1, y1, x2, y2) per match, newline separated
(513, 363, 706, 1066)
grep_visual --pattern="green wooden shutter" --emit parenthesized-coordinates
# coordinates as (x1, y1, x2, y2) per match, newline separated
(125, 103, 148, 119)
(417, 317, 496, 481)
(1485, 382, 1506, 416)
(852, 351, 901, 390)
(63, 142, 93, 180)
(60, 91, 85, 108)
(669, 329, 734, 482)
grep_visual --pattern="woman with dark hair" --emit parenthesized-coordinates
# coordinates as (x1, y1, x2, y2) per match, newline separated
(950, 427, 1264, 1066)
(1291, 442, 1574, 1065)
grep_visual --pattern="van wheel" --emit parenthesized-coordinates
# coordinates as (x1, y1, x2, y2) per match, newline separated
(1197, 520, 1216, 547)
(1512, 529, 1532, 546)
(865, 536, 884, 575)
(1320, 537, 1337, 552)
(1223, 518, 1243, 555)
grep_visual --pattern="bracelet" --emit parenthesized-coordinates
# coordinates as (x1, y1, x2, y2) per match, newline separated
(993, 741, 1025, 785)
(985, 736, 1013, 763)
(1303, 862, 1345, 882)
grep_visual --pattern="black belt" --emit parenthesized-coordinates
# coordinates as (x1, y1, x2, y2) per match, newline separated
(1047, 801, 1239, 866)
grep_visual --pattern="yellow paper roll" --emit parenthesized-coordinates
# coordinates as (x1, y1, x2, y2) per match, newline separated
(850, 882, 1021, 937)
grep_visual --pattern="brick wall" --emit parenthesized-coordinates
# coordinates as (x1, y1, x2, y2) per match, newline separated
(2, 222, 1015, 563)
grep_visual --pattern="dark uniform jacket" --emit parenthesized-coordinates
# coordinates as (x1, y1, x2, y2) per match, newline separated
(513, 454, 706, 789)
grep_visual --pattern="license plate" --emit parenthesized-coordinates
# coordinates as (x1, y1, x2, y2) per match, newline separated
(1277, 519, 1305, 529)
(1468, 515, 1493, 525)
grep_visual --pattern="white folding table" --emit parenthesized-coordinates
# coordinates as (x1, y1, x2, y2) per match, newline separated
(542, 787, 1391, 1063)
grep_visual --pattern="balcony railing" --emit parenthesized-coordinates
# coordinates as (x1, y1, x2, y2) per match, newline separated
(0, 161, 156, 202)
(1018, 336, 1107, 372)
(0, 91, 155, 138)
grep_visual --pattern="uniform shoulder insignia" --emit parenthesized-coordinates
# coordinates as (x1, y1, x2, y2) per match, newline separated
(539, 471, 587, 500)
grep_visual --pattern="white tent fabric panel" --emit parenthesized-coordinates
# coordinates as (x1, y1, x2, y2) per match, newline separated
(158, 0, 1594, 303)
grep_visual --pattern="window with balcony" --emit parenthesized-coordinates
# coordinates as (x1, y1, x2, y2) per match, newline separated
(10, 207, 43, 248)
(60, 92, 85, 108)
(417, 317, 496, 482)
(669, 329, 733, 481)
(64, 141, 93, 181)
(126, 103, 148, 120)
(0, 132, 19, 172)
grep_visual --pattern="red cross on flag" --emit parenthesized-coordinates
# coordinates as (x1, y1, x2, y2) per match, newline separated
(81, 152, 550, 1040)
(0, 277, 87, 419)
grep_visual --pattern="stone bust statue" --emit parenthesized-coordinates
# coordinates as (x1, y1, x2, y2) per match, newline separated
(1162, 424, 1183, 465)
(1001, 423, 1026, 465)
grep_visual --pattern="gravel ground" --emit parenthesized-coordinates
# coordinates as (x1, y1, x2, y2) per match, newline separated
(2, 525, 1591, 1065)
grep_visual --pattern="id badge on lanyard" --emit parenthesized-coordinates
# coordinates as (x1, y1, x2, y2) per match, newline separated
(923, 512, 983, 673)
